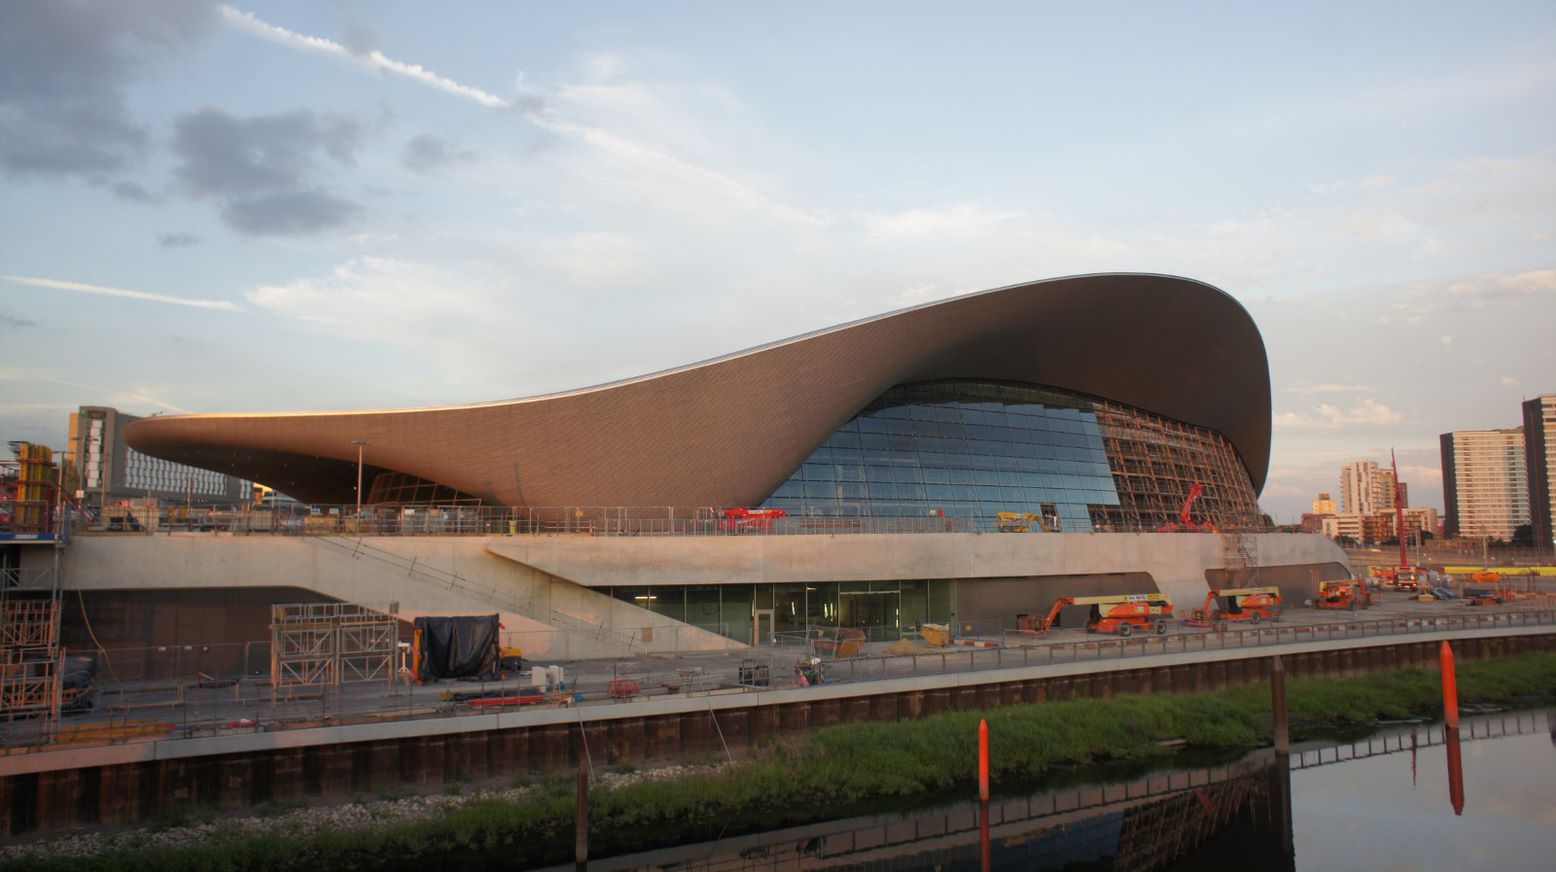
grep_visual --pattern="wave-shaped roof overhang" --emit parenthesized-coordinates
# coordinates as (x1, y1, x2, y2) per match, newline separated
(125, 273, 1271, 506)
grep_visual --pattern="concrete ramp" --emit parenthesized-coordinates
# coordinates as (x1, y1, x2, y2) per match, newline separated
(57, 534, 742, 659)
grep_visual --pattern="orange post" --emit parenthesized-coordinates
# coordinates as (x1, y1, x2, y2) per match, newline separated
(1438, 641, 1459, 730)
(978, 718, 990, 801)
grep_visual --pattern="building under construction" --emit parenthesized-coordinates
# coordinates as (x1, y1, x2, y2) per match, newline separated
(1, 443, 69, 744)
(1, 275, 1348, 661)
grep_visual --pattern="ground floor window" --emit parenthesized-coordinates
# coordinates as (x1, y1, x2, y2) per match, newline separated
(608, 580, 956, 644)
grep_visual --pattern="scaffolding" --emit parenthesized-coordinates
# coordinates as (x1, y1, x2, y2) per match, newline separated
(1, 443, 66, 744)
(1219, 531, 1262, 588)
(269, 602, 399, 701)
(1090, 400, 1267, 532)
(1, 442, 59, 534)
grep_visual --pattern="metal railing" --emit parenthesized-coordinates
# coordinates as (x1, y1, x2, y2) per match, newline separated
(72, 503, 1279, 539)
(5, 603, 1552, 753)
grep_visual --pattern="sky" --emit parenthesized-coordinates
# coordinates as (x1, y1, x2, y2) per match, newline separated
(1, 0, 1553, 522)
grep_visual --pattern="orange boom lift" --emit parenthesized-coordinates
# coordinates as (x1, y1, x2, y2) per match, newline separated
(1196, 586, 1284, 625)
(1018, 593, 1174, 637)
(1315, 579, 1371, 611)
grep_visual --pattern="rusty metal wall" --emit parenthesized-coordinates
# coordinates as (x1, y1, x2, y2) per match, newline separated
(5, 630, 1551, 836)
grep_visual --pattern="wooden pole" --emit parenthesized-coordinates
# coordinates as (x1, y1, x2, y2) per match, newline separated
(1271, 654, 1289, 754)
(1439, 641, 1459, 730)
(978, 718, 990, 801)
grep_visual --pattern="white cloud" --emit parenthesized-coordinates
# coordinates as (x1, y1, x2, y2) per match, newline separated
(0, 274, 240, 311)
(1440, 335, 1453, 346)
(1338, 213, 1419, 241)
(861, 203, 1029, 242)
(1360, 174, 1396, 189)
(1501, 375, 1520, 385)
(1287, 382, 1374, 395)
(1448, 269, 1556, 297)
(1274, 399, 1404, 430)
(1398, 463, 1443, 485)
(245, 257, 510, 348)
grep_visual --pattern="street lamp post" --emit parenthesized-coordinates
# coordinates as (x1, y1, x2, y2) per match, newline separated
(352, 440, 370, 515)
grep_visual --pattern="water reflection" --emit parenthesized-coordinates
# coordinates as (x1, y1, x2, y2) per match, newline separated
(1445, 727, 1465, 816)
(550, 710, 1551, 871)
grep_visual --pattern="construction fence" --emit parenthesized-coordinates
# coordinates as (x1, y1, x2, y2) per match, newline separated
(4, 601, 1552, 754)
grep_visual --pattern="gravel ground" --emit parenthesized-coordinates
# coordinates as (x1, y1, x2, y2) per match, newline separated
(0, 763, 720, 863)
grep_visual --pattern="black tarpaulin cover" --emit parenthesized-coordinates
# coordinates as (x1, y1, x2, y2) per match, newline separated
(414, 615, 500, 681)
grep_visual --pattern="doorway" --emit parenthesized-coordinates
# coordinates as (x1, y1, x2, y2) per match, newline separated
(751, 608, 775, 646)
(838, 590, 902, 641)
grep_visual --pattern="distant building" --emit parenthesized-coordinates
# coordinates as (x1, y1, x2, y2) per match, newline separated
(68, 406, 250, 509)
(1339, 461, 1378, 514)
(1525, 395, 1556, 550)
(1317, 506, 1439, 544)
(1398, 506, 1441, 539)
(1312, 492, 1337, 515)
(1321, 512, 1391, 543)
(1440, 427, 1528, 540)
(1339, 461, 1406, 515)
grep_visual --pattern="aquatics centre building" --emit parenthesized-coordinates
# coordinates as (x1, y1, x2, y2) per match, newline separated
(56, 274, 1348, 659)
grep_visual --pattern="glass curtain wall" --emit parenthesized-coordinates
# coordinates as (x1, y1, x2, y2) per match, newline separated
(761, 380, 1263, 531)
(611, 580, 957, 644)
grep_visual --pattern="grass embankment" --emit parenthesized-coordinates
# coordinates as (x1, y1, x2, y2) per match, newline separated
(11, 653, 1556, 871)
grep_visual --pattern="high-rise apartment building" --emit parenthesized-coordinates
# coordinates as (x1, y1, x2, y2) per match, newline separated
(1339, 461, 1406, 515)
(1339, 461, 1379, 514)
(1525, 395, 1556, 550)
(1440, 428, 1528, 540)
(1312, 492, 1337, 515)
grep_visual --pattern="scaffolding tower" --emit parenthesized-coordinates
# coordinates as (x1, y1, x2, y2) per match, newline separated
(1, 442, 66, 745)
(270, 602, 399, 701)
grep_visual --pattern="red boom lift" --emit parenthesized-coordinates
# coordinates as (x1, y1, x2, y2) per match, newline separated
(1156, 483, 1217, 533)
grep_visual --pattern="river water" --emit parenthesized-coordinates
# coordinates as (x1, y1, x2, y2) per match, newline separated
(546, 710, 1555, 871)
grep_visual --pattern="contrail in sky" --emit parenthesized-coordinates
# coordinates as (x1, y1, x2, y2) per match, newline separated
(218, 5, 510, 108)
(218, 5, 824, 227)
(0, 275, 241, 311)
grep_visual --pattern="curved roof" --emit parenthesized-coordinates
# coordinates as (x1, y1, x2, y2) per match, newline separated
(125, 273, 1271, 506)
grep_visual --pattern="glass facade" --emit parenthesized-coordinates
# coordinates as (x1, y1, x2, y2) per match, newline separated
(761, 380, 1263, 532)
(610, 580, 957, 643)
